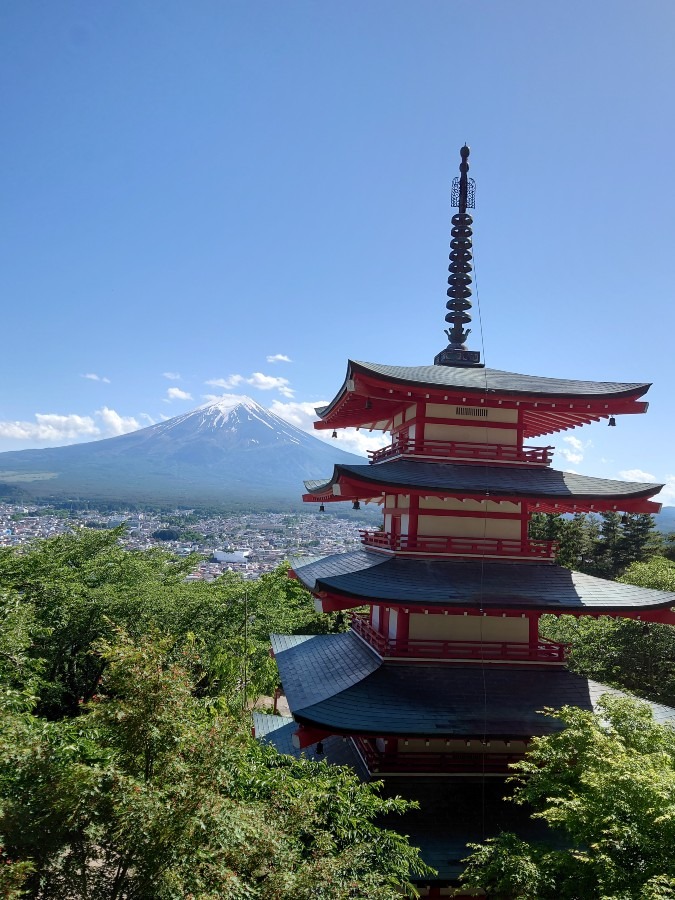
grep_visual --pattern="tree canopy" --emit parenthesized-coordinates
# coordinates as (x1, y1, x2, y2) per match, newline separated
(461, 696, 675, 900)
(0, 528, 430, 898)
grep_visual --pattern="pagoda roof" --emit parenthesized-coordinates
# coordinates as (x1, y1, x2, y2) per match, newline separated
(315, 361, 651, 437)
(291, 550, 675, 614)
(253, 713, 370, 779)
(271, 631, 675, 738)
(321, 361, 651, 411)
(304, 460, 663, 508)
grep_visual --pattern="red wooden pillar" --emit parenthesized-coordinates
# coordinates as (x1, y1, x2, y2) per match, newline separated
(528, 614, 540, 648)
(381, 607, 390, 638)
(521, 502, 529, 547)
(397, 608, 410, 646)
(516, 407, 524, 452)
(408, 494, 419, 544)
(414, 402, 424, 453)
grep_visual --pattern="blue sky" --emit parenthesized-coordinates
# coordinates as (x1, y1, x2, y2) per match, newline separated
(2, 2, 675, 499)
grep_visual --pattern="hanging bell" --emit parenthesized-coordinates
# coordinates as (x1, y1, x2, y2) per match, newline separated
(608, 416, 616, 427)
(352, 500, 361, 511)
(332, 430, 338, 438)
(319, 504, 325, 513)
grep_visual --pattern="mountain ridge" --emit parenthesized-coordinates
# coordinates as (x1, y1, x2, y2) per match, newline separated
(0, 396, 364, 509)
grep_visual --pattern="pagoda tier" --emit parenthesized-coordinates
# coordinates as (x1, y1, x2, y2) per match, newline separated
(303, 461, 662, 563)
(315, 360, 651, 438)
(303, 461, 662, 510)
(269, 632, 675, 777)
(290, 551, 675, 620)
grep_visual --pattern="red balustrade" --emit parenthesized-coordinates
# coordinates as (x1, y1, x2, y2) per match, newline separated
(350, 613, 568, 663)
(353, 737, 524, 774)
(360, 530, 558, 560)
(368, 438, 553, 466)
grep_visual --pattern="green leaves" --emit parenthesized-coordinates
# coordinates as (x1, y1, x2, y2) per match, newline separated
(462, 697, 675, 899)
(0, 530, 428, 898)
(529, 512, 660, 578)
(541, 614, 675, 708)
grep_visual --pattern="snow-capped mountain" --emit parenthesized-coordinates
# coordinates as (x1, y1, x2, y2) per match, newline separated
(0, 397, 365, 508)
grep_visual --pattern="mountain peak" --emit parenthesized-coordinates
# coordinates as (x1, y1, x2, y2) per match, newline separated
(198, 393, 263, 415)
(0, 389, 365, 507)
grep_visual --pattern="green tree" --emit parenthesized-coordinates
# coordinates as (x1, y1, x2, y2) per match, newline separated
(0, 529, 330, 717)
(0, 629, 431, 898)
(620, 555, 675, 592)
(461, 696, 675, 899)
(541, 614, 675, 707)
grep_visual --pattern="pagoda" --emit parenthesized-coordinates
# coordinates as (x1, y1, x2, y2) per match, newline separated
(254, 147, 675, 894)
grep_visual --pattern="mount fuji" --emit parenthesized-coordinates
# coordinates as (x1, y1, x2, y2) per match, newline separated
(0, 397, 365, 509)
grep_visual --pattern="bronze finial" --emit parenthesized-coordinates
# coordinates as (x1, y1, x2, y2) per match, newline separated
(434, 145, 483, 368)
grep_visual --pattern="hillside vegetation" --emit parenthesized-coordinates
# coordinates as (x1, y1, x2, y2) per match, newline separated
(0, 529, 430, 898)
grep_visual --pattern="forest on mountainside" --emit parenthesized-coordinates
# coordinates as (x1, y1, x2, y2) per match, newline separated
(0, 529, 430, 899)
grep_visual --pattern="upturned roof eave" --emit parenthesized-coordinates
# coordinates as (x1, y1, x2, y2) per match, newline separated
(302, 463, 664, 504)
(314, 360, 652, 423)
(290, 551, 675, 614)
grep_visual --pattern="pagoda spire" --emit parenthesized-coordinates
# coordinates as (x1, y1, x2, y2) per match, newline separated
(434, 144, 483, 368)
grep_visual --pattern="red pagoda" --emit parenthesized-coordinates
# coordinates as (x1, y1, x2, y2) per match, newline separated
(254, 146, 675, 893)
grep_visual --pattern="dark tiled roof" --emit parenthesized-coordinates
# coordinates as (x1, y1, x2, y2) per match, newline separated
(291, 550, 675, 611)
(270, 631, 380, 710)
(252, 712, 370, 779)
(273, 632, 675, 737)
(333, 360, 649, 403)
(305, 460, 662, 500)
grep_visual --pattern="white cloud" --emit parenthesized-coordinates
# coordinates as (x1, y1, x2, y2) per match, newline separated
(266, 354, 292, 363)
(248, 372, 294, 398)
(0, 413, 100, 443)
(0, 405, 147, 446)
(556, 435, 591, 467)
(165, 387, 193, 402)
(268, 399, 379, 458)
(331, 427, 385, 458)
(95, 407, 141, 436)
(162, 372, 181, 380)
(207, 372, 294, 398)
(618, 468, 657, 483)
(657, 476, 675, 506)
(81, 373, 111, 384)
(268, 400, 325, 431)
(558, 448, 583, 464)
(206, 375, 244, 389)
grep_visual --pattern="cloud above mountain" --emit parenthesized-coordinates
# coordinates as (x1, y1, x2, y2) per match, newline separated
(268, 399, 382, 457)
(0, 407, 150, 445)
(206, 372, 294, 398)
(166, 387, 193, 402)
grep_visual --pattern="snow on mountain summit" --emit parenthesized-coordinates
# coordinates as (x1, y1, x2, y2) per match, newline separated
(0, 392, 365, 506)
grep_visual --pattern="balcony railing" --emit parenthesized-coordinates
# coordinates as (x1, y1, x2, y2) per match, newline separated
(354, 737, 523, 774)
(359, 530, 558, 560)
(350, 613, 568, 664)
(368, 438, 553, 466)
